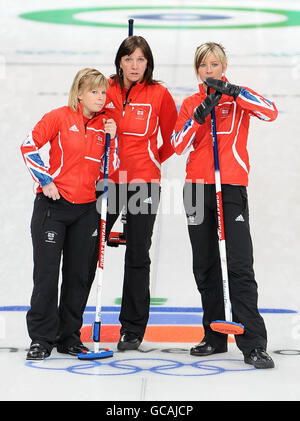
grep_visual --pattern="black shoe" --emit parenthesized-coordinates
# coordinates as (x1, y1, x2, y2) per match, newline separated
(117, 332, 141, 351)
(26, 343, 50, 361)
(57, 343, 90, 356)
(190, 341, 227, 356)
(244, 348, 275, 369)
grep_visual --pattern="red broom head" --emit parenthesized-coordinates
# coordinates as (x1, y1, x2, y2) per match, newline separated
(210, 320, 244, 335)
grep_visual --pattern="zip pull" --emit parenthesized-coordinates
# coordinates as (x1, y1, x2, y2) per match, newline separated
(84, 110, 105, 134)
(122, 82, 136, 116)
(122, 98, 132, 116)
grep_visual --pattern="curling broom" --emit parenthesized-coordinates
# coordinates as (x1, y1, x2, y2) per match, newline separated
(78, 133, 114, 360)
(208, 88, 245, 336)
(79, 18, 136, 360)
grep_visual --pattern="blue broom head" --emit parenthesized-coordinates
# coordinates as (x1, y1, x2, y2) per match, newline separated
(77, 349, 114, 360)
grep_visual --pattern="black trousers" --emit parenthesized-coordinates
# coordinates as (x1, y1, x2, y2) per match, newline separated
(27, 193, 98, 352)
(91, 182, 160, 341)
(183, 183, 267, 355)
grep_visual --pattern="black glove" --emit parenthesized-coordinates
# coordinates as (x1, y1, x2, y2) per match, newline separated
(193, 91, 222, 124)
(205, 78, 241, 100)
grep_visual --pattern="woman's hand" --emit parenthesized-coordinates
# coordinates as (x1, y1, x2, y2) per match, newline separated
(103, 118, 117, 139)
(42, 181, 60, 200)
(205, 78, 241, 100)
(193, 91, 222, 124)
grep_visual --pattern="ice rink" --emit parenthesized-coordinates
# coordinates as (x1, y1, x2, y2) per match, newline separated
(1, 0, 300, 406)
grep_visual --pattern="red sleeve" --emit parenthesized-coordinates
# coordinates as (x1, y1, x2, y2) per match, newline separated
(236, 87, 278, 121)
(157, 89, 178, 163)
(29, 108, 60, 148)
(20, 108, 60, 186)
(104, 82, 121, 125)
(171, 97, 206, 155)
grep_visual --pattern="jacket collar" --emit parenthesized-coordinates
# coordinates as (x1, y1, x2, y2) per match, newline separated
(109, 77, 146, 93)
(125, 79, 146, 90)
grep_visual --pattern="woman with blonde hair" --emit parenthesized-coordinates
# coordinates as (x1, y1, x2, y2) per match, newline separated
(172, 42, 278, 369)
(21, 68, 118, 360)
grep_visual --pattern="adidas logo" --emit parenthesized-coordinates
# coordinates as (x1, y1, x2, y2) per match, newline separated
(69, 124, 79, 132)
(106, 102, 115, 109)
(92, 229, 98, 237)
(235, 214, 244, 222)
(143, 197, 152, 204)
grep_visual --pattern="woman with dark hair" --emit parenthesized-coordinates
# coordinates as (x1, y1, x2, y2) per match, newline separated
(113, 35, 156, 89)
(101, 35, 178, 351)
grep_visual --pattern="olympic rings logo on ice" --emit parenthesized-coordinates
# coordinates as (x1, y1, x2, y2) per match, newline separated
(26, 357, 255, 376)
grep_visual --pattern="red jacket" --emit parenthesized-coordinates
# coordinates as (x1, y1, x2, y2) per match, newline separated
(105, 79, 177, 184)
(21, 104, 119, 203)
(171, 79, 278, 186)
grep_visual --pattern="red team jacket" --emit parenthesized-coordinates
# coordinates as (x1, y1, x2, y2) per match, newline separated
(105, 79, 178, 184)
(171, 79, 278, 186)
(20, 103, 119, 203)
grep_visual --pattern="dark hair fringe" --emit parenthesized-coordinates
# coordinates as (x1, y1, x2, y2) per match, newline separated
(111, 35, 162, 89)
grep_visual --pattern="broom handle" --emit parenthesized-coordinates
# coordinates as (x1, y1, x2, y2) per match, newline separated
(208, 89, 232, 323)
(128, 18, 134, 36)
(93, 133, 111, 352)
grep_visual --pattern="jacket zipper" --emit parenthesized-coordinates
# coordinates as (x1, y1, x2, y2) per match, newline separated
(122, 83, 136, 116)
(84, 111, 105, 136)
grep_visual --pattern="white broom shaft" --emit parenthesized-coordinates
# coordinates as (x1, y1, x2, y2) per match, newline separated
(93, 134, 110, 350)
(210, 102, 232, 323)
(215, 169, 231, 322)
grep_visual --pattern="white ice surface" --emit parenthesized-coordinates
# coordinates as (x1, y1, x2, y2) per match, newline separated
(0, 0, 300, 403)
